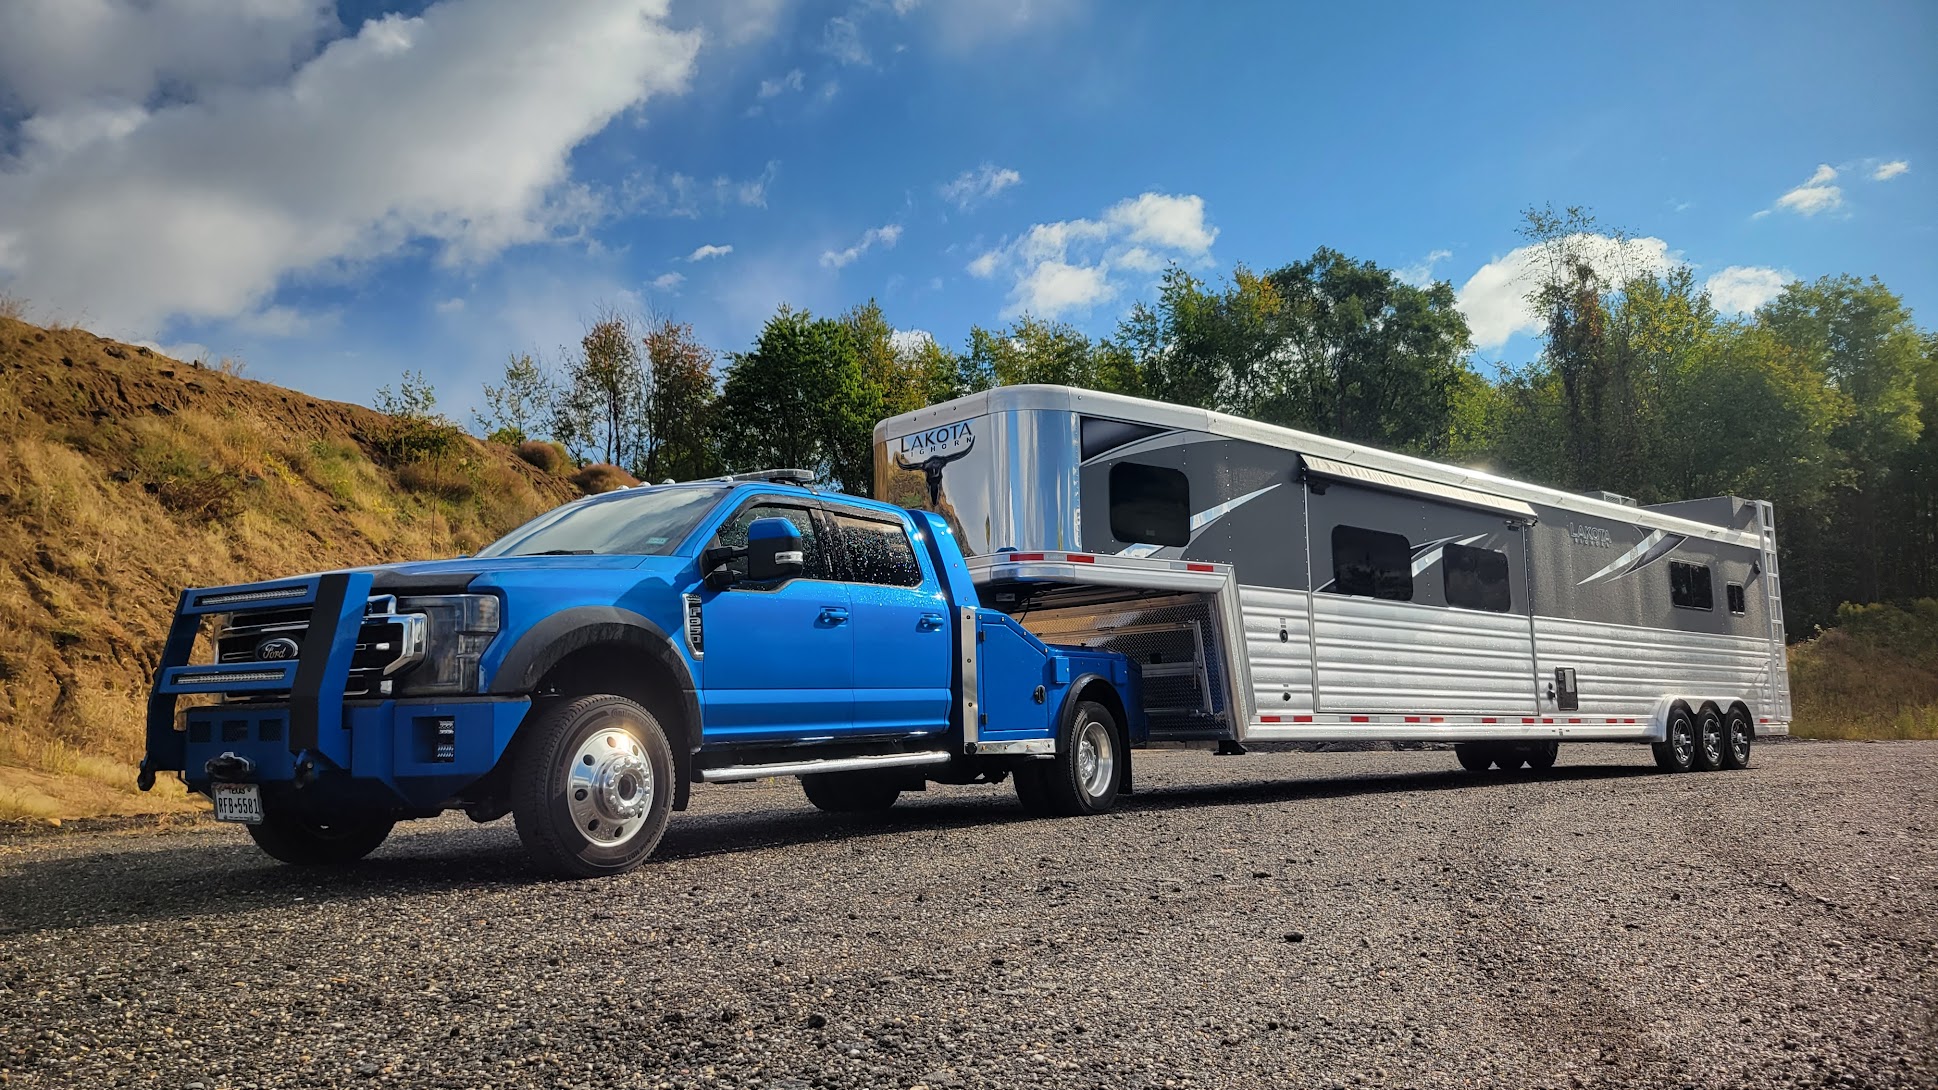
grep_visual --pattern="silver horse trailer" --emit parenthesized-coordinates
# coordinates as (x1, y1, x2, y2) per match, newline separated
(874, 384, 1790, 773)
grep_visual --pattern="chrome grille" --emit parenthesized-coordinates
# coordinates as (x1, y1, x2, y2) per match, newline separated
(214, 597, 426, 698)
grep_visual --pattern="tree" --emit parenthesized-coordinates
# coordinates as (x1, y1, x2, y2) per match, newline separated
(639, 319, 719, 482)
(473, 352, 553, 445)
(715, 306, 873, 492)
(554, 313, 646, 468)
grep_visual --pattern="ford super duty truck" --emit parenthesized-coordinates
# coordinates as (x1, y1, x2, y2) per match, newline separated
(139, 471, 1147, 877)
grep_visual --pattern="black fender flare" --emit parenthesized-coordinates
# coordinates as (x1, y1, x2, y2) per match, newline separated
(487, 606, 701, 808)
(1056, 672, 1135, 795)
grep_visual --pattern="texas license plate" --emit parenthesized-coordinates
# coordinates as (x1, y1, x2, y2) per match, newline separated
(212, 783, 264, 824)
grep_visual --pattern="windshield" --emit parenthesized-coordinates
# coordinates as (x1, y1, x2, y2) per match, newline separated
(476, 486, 725, 558)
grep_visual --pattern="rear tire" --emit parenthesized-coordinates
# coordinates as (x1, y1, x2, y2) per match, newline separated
(1525, 742, 1559, 770)
(512, 694, 674, 878)
(1454, 743, 1492, 772)
(1652, 706, 1697, 772)
(246, 807, 393, 866)
(1693, 705, 1727, 772)
(801, 772, 901, 813)
(1041, 700, 1125, 816)
(1721, 707, 1754, 770)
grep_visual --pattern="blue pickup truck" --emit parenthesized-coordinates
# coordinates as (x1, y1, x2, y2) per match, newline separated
(140, 471, 1143, 877)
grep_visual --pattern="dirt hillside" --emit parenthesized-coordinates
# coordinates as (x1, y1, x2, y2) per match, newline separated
(0, 316, 577, 822)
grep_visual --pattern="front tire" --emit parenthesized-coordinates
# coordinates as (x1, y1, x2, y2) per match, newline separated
(801, 772, 901, 813)
(1652, 706, 1697, 773)
(246, 807, 393, 866)
(512, 694, 674, 878)
(1721, 707, 1754, 770)
(1041, 700, 1125, 816)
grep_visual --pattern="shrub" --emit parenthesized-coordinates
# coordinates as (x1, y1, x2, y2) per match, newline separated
(570, 463, 639, 494)
(396, 460, 478, 502)
(516, 439, 569, 474)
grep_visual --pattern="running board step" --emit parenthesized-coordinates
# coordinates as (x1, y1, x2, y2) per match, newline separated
(698, 750, 952, 784)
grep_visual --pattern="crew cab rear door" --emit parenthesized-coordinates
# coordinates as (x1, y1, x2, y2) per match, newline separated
(824, 504, 954, 737)
(697, 495, 854, 742)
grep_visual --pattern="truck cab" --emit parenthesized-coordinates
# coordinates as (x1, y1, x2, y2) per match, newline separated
(142, 471, 1143, 877)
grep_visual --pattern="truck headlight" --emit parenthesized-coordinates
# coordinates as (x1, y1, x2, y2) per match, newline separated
(394, 594, 500, 695)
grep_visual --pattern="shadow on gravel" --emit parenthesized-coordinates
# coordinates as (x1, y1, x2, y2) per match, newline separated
(0, 761, 1658, 936)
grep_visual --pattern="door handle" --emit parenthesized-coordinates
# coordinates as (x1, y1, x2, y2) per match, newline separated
(818, 606, 850, 625)
(917, 612, 946, 631)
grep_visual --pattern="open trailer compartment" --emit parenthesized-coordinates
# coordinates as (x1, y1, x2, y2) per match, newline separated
(969, 551, 1253, 745)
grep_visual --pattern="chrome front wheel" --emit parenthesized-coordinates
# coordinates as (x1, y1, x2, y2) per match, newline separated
(566, 726, 656, 847)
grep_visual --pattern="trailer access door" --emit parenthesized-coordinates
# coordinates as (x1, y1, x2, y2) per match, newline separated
(967, 551, 1253, 743)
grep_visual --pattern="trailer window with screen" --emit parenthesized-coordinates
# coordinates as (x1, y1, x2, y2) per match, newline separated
(1331, 525, 1413, 601)
(1727, 582, 1746, 615)
(1670, 560, 1714, 610)
(1109, 462, 1190, 546)
(1443, 543, 1512, 612)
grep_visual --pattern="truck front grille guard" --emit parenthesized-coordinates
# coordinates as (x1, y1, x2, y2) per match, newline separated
(140, 571, 376, 790)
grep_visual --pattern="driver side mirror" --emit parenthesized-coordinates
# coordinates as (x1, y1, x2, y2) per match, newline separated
(746, 516, 805, 582)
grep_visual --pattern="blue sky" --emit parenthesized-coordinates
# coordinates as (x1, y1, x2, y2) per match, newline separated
(0, 0, 1930, 418)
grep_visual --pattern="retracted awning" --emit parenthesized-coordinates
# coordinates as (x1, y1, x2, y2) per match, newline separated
(1300, 454, 1538, 521)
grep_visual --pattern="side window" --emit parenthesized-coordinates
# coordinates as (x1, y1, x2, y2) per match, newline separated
(1109, 462, 1190, 546)
(1726, 582, 1747, 615)
(829, 511, 924, 587)
(1331, 525, 1413, 601)
(1443, 542, 1513, 613)
(713, 502, 828, 582)
(1669, 560, 1713, 610)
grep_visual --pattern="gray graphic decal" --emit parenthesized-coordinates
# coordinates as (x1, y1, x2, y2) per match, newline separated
(1576, 528, 1687, 586)
(1118, 483, 1282, 558)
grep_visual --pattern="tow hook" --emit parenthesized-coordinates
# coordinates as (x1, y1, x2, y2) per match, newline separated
(203, 752, 255, 781)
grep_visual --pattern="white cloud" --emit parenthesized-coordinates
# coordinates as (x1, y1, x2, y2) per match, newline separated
(889, 328, 934, 355)
(622, 160, 777, 218)
(0, 0, 703, 338)
(913, 0, 1086, 50)
(939, 163, 1022, 210)
(1396, 248, 1454, 287)
(822, 14, 870, 66)
(435, 296, 466, 314)
(686, 244, 734, 262)
(1704, 265, 1790, 315)
(1454, 234, 1677, 349)
(650, 271, 685, 290)
(1873, 160, 1910, 181)
(757, 68, 804, 98)
(970, 190, 1217, 319)
(820, 223, 902, 269)
(1769, 163, 1843, 216)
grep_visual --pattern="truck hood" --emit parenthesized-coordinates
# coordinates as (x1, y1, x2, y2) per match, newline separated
(344, 554, 682, 593)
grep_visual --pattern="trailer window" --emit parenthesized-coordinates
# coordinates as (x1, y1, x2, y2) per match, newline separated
(1726, 582, 1746, 615)
(830, 512, 924, 587)
(1331, 525, 1413, 601)
(1443, 543, 1512, 612)
(1670, 561, 1713, 610)
(1109, 462, 1190, 546)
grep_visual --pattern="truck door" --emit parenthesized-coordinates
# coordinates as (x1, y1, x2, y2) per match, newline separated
(698, 497, 854, 742)
(824, 506, 954, 737)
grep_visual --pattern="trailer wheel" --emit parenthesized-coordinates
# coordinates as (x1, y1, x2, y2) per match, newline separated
(512, 694, 674, 878)
(1454, 743, 1492, 772)
(1692, 705, 1727, 771)
(1492, 749, 1527, 771)
(1652, 706, 1697, 772)
(1721, 708, 1754, 770)
(246, 808, 393, 866)
(1042, 700, 1125, 816)
(801, 772, 901, 813)
(1526, 742, 1560, 771)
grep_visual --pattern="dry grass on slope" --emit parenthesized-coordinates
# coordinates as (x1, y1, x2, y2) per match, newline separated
(1788, 600, 1938, 741)
(0, 316, 577, 821)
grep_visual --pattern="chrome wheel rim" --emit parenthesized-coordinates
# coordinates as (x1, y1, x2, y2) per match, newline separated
(1701, 717, 1724, 765)
(1671, 719, 1694, 765)
(1730, 721, 1752, 763)
(1074, 716, 1115, 799)
(566, 725, 653, 847)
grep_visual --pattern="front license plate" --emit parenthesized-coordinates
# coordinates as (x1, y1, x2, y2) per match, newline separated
(212, 783, 264, 825)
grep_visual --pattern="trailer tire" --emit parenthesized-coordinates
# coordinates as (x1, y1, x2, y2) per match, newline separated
(246, 809, 393, 866)
(1042, 700, 1125, 816)
(1492, 749, 1527, 772)
(1652, 706, 1698, 772)
(1454, 743, 1492, 772)
(1525, 742, 1560, 771)
(512, 694, 674, 878)
(1692, 704, 1727, 771)
(1721, 707, 1754, 770)
(801, 772, 901, 813)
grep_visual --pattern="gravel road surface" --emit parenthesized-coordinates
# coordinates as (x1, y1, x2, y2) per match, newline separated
(2, 741, 1934, 1090)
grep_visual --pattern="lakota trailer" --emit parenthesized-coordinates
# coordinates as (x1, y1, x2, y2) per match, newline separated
(875, 384, 1790, 773)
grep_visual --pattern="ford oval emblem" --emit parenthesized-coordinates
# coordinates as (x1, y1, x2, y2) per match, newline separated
(256, 636, 300, 662)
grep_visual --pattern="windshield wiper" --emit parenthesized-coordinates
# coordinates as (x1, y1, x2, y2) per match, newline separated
(526, 549, 595, 556)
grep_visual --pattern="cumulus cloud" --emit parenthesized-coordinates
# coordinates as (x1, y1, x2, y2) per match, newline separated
(1758, 163, 1843, 218)
(1396, 248, 1454, 287)
(1704, 265, 1791, 315)
(650, 271, 685, 290)
(889, 328, 934, 355)
(968, 191, 1216, 319)
(821, 223, 902, 269)
(1873, 160, 1909, 181)
(686, 244, 734, 262)
(939, 163, 1022, 210)
(0, 0, 703, 338)
(1454, 234, 1677, 349)
(821, 14, 870, 66)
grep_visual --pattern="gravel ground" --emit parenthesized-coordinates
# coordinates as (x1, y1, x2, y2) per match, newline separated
(1, 740, 1934, 1090)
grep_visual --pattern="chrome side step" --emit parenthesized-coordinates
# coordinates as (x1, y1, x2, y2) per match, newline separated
(698, 750, 953, 784)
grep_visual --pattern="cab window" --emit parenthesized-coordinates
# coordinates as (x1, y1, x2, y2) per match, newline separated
(712, 500, 828, 582)
(829, 510, 924, 587)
